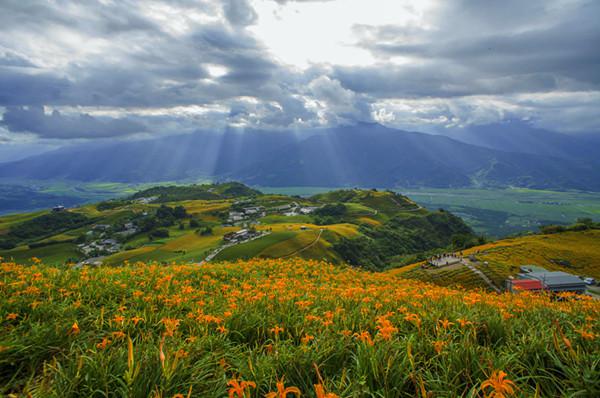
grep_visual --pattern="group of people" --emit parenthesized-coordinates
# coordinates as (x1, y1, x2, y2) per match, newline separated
(423, 252, 465, 268)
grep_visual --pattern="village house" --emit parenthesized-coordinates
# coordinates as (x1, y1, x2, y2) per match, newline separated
(134, 196, 158, 204)
(243, 206, 263, 215)
(228, 211, 246, 223)
(223, 229, 257, 243)
(299, 206, 319, 214)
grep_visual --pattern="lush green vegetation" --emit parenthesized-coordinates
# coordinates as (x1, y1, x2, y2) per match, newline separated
(1, 185, 473, 270)
(0, 211, 90, 249)
(132, 182, 261, 203)
(1, 258, 598, 397)
(334, 211, 479, 271)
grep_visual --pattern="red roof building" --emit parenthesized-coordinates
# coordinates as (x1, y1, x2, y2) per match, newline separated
(506, 279, 544, 293)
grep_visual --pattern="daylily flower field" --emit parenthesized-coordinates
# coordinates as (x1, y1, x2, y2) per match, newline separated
(1, 259, 599, 397)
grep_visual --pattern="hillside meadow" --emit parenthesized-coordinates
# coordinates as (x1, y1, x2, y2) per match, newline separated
(1, 258, 599, 397)
(467, 229, 600, 280)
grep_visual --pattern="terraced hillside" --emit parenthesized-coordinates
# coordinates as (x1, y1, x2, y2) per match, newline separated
(0, 185, 476, 269)
(400, 228, 600, 291)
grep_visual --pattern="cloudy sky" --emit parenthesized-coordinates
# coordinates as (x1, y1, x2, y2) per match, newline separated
(0, 0, 599, 153)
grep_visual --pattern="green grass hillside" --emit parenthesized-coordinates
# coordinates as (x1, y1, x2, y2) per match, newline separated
(400, 228, 600, 291)
(1, 258, 598, 397)
(0, 184, 476, 270)
(466, 229, 600, 279)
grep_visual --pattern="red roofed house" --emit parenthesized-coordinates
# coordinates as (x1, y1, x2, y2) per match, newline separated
(506, 279, 544, 293)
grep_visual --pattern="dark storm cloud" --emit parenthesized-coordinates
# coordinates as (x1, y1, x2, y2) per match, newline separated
(0, 69, 71, 106)
(0, 0, 598, 142)
(1, 106, 145, 139)
(352, 0, 600, 97)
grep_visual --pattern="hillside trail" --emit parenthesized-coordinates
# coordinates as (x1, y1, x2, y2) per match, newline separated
(390, 197, 422, 212)
(281, 228, 324, 259)
(462, 259, 501, 293)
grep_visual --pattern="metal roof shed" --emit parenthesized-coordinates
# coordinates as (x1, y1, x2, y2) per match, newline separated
(524, 271, 587, 294)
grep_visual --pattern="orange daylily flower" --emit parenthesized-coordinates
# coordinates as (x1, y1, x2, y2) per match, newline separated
(481, 370, 516, 398)
(404, 313, 421, 330)
(217, 325, 228, 334)
(270, 325, 284, 337)
(376, 317, 398, 341)
(433, 340, 447, 354)
(301, 334, 314, 344)
(68, 321, 80, 335)
(314, 384, 339, 398)
(161, 317, 180, 336)
(227, 378, 257, 398)
(265, 377, 301, 398)
(354, 331, 374, 346)
(437, 319, 454, 330)
(96, 337, 111, 350)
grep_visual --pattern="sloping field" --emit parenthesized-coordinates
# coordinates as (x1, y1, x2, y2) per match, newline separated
(258, 230, 320, 258)
(467, 229, 600, 279)
(0, 211, 47, 234)
(176, 200, 231, 215)
(1, 259, 598, 397)
(213, 231, 297, 261)
(0, 242, 80, 265)
(409, 265, 490, 290)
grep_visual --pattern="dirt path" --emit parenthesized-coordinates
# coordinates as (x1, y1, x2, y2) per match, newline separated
(391, 197, 422, 212)
(281, 228, 324, 259)
(462, 259, 501, 293)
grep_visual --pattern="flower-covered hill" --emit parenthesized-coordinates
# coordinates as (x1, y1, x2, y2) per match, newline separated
(1, 258, 599, 397)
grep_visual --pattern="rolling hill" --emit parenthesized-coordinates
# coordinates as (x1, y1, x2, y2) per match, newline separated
(0, 184, 476, 270)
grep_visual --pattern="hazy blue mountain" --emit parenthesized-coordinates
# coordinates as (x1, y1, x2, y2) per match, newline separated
(1, 123, 599, 191)
(0, 130, 304, 182)
(234, 123, 600, 190)
(437, 121, 600, 162)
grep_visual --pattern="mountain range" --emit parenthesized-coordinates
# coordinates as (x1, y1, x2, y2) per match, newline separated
(1, 122, 599, 191)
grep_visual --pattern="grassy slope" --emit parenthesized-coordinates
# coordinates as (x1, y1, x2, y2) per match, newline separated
(0, 242, 80, 265)
(400, 230, 600, 290)
(465, 229, 600, 280)
(0, 211, 48, 234)
(214, 231, 297, 261)
(1, 259, 598, 397)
